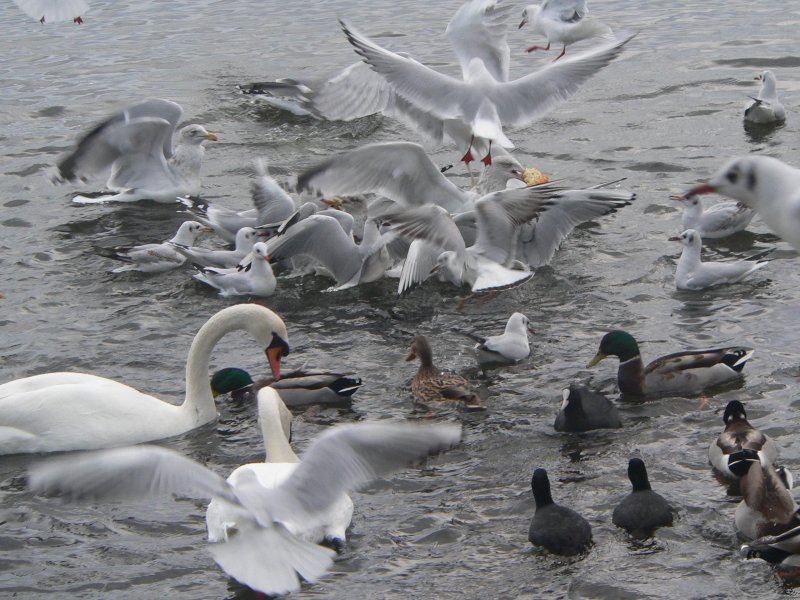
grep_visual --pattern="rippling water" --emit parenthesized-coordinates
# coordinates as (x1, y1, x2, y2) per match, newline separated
(1, 0, 800, 597)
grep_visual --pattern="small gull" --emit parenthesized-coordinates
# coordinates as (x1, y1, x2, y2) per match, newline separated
(684, 155, 800, 251)
(173, 226, 267, 269)
(744, 71, 786, 125)
(671, 194, 753, 239)
(340, 19, 634, 164)
(519, 0, 613, 60)
(462, 312, 533, 370)
(52, 98, 217, 204)
(670, 229, 767, 290)
(94, 220, 212, 274)
(193, 242, 277, 298)
(13, 0, 87, 23)
(27, 420, 461, 596)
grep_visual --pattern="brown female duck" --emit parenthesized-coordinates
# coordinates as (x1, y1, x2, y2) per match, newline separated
(406, 335, 482, 409)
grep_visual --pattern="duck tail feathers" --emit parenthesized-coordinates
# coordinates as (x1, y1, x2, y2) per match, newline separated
(724, 348, 754, 371)
(329, 376, 363, 397)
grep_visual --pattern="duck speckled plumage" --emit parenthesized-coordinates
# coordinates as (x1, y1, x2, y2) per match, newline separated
(406, 335, 482, 409)
(587, 330, 753, 397)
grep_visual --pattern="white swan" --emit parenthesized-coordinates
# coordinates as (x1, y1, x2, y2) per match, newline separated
(0, 304, 289, 455)
(206, 387, 354, 550)
(28, 419, 461, 596)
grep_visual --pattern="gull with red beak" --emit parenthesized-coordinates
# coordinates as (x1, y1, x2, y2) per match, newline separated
(684, 155, 800, 251)
(193, 242, 278, 298)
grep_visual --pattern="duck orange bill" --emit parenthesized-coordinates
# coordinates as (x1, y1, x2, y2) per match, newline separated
(586, 352, 607, 368)
(683, 183, 716, 197)
(266, 347, 283, 380)
(405, 350, 417, 362)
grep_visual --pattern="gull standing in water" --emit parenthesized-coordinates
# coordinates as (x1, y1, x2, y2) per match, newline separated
(340, 19, 634, 165)
(52, 99, 217, 204)
(94, 220, 212, 273)
(519, 0, 613, 60)
(28, 420, 461, 596)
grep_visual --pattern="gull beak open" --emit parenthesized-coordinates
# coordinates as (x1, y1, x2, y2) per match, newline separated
(754, 75, 762, 81)
(668, 235, 682, 242)
(527, 326, 536, 335)
(683, 183, 717, 197)
(205, 132, 219, 142)
(586, 352, 607, 368)
(200, 226, 214, 233)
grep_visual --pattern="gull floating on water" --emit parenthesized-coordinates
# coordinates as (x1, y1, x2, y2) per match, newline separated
(52, 98, 217, 204)
(670, 229, 768, 290)
(685, 155, 800, 251)
(671, 194, 753, 239)
(193, 242, 277, 297)
(94, 220, 212, 273)
(27, 419, 461, 596)
(340, 19, 634, 164)
(744, 71, 786, 125)
(462, 312, 533, 370)
(13, 0, 87, 23)
(519, 0, 613, 60)
(173, 226, 267, 269)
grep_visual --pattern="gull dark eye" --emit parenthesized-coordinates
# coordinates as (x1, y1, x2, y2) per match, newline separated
(747, 170, 757, 191)
(726, 170, 739, 184)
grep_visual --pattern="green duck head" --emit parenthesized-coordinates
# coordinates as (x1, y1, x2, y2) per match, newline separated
(587, 330, 641, 367)
(210, 368, 254, 397)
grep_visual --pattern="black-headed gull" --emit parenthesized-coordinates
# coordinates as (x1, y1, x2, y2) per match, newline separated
(671, 194, 753, 239)
(519, 0, 613, 60)
(685, 155, 800, 250)
(13, 0, 87, 23)
(28, 418, 461, 597)
(463, 312, 533, 370)
(173, 226, 267, 269)
(193, 242, 277, 297)
(340, 19, 634, 165)
(745, 71, 786, 125)
(52, 99, 217, 204)
(670, 229, 768, 290)
(94, 220, 212, 273)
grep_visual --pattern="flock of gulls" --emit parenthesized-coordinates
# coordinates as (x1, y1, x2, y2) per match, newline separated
(4, 0, 800, 596)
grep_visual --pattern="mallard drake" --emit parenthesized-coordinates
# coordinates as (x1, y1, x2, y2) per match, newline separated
(210, 367, 362, 408)
(554, 385, 621, 432)
(612, 458, 673, 536)
(406, 335, 482, 410)
(735, 460, 798, 542)
(587, 330, 753, 397)
(528, 468, 592, 556)
(709, 400, 777, 481)
(464, 312, 533, 371)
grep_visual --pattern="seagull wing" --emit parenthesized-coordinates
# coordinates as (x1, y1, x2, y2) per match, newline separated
(445, 0, 513, 82)
(520, 188, 634, 267)
(28, 445, 237, 503)
(490, 33, 634, 127)
(251, 159, 296, 224)
(296, 141, 469, 212)
(270, 423, 461, 519)
(383, 204, 467, 257)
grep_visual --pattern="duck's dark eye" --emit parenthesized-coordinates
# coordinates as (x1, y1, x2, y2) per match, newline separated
(726, 170, 739, 184)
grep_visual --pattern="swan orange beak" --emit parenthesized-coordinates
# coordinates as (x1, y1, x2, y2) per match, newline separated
(266, 347, 283, 380)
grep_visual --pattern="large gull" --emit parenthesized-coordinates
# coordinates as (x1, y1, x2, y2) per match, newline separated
(52, 98, 217, 204)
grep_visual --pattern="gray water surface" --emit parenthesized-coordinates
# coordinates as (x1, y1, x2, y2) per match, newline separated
(2, 0, 800, 598)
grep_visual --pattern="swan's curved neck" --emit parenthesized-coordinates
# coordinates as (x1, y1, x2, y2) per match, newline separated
(183, 309, 249, 424)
